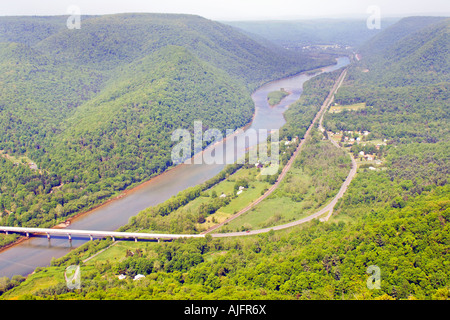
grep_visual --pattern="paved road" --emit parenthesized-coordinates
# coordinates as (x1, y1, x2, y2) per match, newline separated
(210, 68, 357, 238)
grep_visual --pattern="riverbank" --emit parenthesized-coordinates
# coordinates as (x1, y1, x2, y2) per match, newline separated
(0, 57, 350, 278)
(0, 65, 303, 253)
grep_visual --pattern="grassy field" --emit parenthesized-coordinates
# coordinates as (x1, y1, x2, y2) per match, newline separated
(84, 241, 153, 265)
(152, 166, 271, 231)
(215, 136, 352, 232)
(329, 102, 366, 113)
(2, 266, 68, 299)
(199, 167, 270, 230)
(217, 166, 319, 232)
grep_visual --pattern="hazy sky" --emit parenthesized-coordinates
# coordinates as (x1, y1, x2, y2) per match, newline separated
(0, 0, 448, 20)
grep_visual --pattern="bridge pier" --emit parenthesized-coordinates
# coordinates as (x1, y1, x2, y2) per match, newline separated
(89, 235, 93, 241)
(112, 236, 115, 242)
(47, 233, 50, 240)
(68, 234, 72, 241)
(134, 237, 137, 242)
(26, 232, 29, 238)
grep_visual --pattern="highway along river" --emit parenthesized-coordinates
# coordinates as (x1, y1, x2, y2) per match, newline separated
(0, 57, 350, 278)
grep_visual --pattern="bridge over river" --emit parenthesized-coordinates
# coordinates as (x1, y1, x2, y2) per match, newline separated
(0, 226, 205, 242)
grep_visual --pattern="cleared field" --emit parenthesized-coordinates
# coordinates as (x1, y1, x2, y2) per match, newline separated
(215, 137, 352, 232)
(84, 241, 151, 265)
(1, 266, 67, 299)
(216, 167, 316, 232)
(195, 167, 270, 230)
(329, 102, 366, 113)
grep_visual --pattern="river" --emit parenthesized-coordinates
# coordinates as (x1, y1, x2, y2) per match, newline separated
(0, 57, 349, 278)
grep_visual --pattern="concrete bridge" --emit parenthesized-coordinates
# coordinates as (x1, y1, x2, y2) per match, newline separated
(0, 226, 205, 242)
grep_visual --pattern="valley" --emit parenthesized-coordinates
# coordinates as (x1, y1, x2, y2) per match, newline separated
(0, 12, 448, 301)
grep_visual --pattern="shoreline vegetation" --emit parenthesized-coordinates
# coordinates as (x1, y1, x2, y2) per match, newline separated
(267, 89, 290, 107)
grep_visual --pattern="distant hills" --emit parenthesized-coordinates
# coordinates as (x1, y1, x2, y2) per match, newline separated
(356, 16, 449, 86)
(223, 18, 400, 48)
(1, 13, 326, 88)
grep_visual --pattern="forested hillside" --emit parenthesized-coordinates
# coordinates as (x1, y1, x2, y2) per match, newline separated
(1, 15, 448, 301)
(34, 13, 324, 89)
(0, 14, 330, 235)
(326, 17, 449, 143)
(4, 20, 449, 297)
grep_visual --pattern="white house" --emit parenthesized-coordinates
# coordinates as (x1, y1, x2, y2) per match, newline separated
(133, 274, 145, 281)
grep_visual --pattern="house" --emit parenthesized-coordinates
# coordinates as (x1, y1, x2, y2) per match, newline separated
(255, 162, 263, 169)
(118, 274, 126, 280)
(219, 193, 227, 198)
(133, 274, 145, 281)
(359, 151, 365, 156)
(239, 186, 245, 191)
(236, 190, 243, 195)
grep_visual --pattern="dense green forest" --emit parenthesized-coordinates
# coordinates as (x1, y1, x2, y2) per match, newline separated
(3, 152, 448, 299)
(1, 16, 449, 300)
(325, 17, 449, 144)
(0, 14, 333, 238)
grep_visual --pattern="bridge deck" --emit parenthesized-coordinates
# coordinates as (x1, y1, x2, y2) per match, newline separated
(0, 226, 204, 241)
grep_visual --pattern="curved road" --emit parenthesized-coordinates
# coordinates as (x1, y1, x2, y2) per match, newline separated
(210, 68, 357, 238)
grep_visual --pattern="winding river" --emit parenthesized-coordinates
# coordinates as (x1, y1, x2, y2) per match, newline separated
(0, 57, 349, 278)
